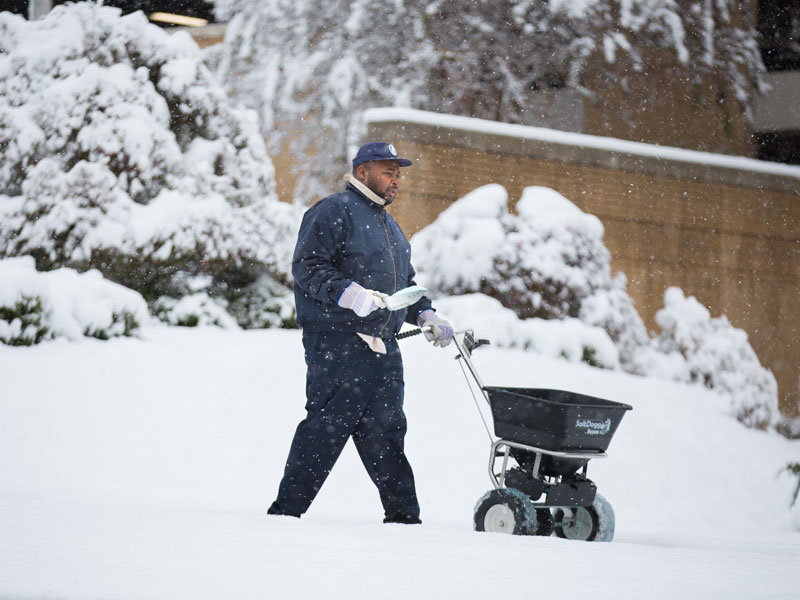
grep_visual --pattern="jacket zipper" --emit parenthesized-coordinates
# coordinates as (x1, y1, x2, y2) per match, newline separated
(378, 211, 397, 338)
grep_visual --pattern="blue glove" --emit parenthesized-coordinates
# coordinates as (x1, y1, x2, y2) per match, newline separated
(418, 310, 454, 348)
(338, 282, 387, 317)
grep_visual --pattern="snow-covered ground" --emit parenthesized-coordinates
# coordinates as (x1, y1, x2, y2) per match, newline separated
(1, 326, 798, 599)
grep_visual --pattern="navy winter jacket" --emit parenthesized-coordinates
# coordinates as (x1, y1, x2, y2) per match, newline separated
(292, 182, 433, 338)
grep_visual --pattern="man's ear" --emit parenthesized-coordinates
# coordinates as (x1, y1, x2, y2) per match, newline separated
(354, 163, 369, 181)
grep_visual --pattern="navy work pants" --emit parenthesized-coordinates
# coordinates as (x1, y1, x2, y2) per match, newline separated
(268, 331, 420, 523)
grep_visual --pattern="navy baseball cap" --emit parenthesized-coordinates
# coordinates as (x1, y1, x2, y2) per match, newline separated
(352, 142, 412, 168)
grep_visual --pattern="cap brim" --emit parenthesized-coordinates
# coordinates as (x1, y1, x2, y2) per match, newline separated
(352, 157, 413, 168)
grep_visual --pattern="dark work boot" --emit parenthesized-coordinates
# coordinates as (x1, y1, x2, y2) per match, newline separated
(383, 514, 422, 525)
(267, 501, 301, 518)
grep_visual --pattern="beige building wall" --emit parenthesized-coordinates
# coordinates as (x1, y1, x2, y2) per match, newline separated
(367, 113, 800, 417)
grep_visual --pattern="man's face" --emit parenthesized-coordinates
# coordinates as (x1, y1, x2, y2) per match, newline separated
(359, 160, 401, 202)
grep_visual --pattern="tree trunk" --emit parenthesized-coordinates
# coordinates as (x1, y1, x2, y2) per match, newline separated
(28, 0, 52, 20)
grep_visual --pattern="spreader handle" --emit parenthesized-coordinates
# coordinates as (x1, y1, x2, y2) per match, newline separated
(396, 327, 426, 340)
(396, 328, 421, 340)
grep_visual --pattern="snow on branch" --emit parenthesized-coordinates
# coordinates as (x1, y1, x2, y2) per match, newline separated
(0, 3, 301, 328)
(210, 0, 766, 200)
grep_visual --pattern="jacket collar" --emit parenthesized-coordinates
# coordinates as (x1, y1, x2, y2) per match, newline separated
(343, 173, 389, 207)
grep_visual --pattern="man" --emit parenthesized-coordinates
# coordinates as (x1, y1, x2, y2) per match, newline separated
(267, 141, 453, 524)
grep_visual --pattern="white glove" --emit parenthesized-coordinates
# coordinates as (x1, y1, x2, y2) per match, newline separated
(418, 310, 454, 348)
(338, 282, 387, 317)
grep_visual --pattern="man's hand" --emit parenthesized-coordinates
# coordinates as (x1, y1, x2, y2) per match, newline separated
(338, 282, 387, 317)
(418, 310, 454, 348)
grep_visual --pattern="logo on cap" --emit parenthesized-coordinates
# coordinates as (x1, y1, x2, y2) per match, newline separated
(388, 144, 398, 157)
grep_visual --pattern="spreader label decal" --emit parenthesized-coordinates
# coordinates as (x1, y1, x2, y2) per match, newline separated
(575, 417, 611, 436)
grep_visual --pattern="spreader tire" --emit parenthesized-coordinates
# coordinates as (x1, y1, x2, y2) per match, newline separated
(553, 493, 615, 542)
(474, 488, 537, 536)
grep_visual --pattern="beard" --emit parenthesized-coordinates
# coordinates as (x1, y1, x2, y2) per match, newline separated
(365, 173, 397, 205)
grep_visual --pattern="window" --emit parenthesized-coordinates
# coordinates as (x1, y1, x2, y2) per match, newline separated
(10, 1, 217, 27)
(759, 0, 800, 71)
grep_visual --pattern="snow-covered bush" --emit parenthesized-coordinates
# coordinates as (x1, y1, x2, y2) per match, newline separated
(211, 0, 765, 200)
(412, 185, 647, 370)
(227, 275, 297, 329)
(434, 294, 620, 369)
(412, 184, 778, 430)
(779, 462, 800, 530)
(151, 278, 296, 330)
(0, 256, 148, 344)
(0, 3, 300, 326)
(153, 293, 238, 329)
(777, 416, 800, 440)
(0, 295, 49, 346)
(634, 287, 779, 429)
(579, 276, 650, 369)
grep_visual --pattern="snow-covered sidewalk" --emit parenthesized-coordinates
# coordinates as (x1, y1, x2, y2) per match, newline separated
(1, 328, 798, 598)
(2, 491, 797, 599)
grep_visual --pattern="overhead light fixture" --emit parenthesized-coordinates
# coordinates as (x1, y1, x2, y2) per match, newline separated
(150, 12, 209, 27)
